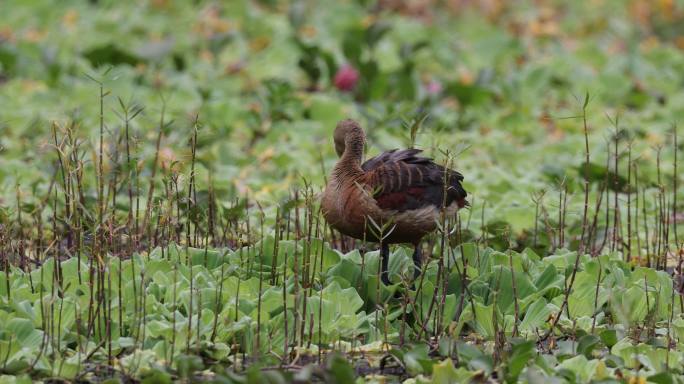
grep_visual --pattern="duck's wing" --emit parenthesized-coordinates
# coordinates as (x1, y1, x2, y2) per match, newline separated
(361, 149, 467, 212)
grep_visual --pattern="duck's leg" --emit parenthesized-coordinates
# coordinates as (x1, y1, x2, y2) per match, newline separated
(412, 244, 422, 280)
(380, 242, 390, 285)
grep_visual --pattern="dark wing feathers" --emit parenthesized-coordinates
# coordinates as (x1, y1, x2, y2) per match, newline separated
(361, 148, 429, 170)
(361, 149, 467, 212)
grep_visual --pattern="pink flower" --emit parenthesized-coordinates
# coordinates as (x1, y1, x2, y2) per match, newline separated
(334, 64, 359, 92)
(425, 79, 442, 95)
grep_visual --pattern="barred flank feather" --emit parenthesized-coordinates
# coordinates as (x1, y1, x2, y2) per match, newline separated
(362, 149, 467, 212)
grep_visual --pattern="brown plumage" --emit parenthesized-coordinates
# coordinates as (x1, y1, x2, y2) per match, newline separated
(321, 119, 468, 285)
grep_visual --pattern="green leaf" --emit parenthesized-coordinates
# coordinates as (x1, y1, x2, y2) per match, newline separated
(365, 21, 391, 48)
(327, 258, 361, 287)
(432, 358, 477, 384)
(599, 329, 618, 347)
(505, 340, 535, 383)
(83, 43, 142, 67)
(576, 335, 600, 358)
(175, 354, 204, 379)
(445, 81, 492, 107)
(468, 355, 494, 375)
(6, 318, 43, 348)
(325, 353, 355, 384)
(403, 343, 433, 375)
(471, 302, 496, 339)
(555, 355, 601, 383)
(648, 372, 675, 384)
(342, 29, 363, 64)
(576, 163, 630, 192)
(488, 266, 536, 313)
(141, 368, 173, 384)
(534, 264, 559, 291)
(456, 342, 484, 363)
(519, 298, 552, 335)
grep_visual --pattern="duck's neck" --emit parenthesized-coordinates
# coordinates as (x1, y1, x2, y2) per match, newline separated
(334, 134, 364, 179)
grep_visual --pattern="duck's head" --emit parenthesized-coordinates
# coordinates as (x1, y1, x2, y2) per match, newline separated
(333, 119, 365, 158)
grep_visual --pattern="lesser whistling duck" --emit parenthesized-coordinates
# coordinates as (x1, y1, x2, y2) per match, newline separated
(322, 119, 468, 285)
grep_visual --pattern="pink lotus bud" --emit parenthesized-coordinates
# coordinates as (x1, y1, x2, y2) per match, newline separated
(334, 64, 359, 92)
